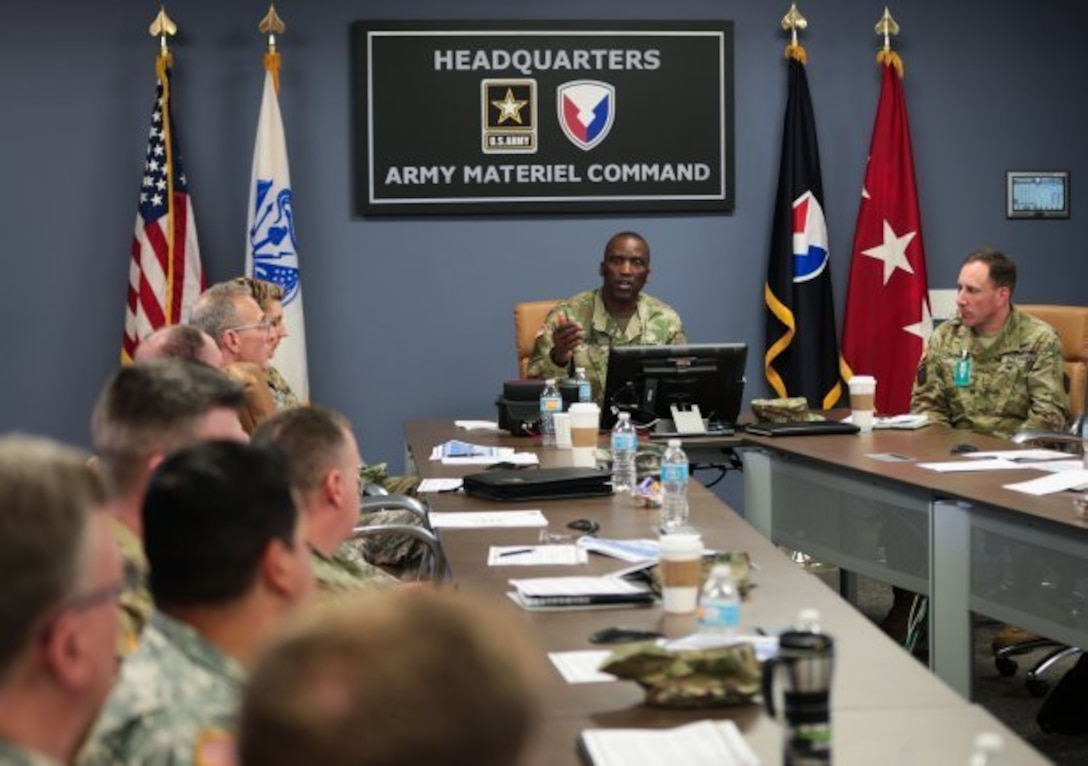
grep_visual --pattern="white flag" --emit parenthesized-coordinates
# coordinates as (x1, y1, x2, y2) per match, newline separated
(246, 65, 309, 401)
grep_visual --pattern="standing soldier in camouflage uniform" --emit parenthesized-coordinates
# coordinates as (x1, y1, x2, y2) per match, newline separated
(528, 231, 687, 407)
(252, 406, 400, 596)
(911, 250, 1069, 438)
(78, 442, 314, 766)
(0, 436, 119, 766)
(90, 360, 249, 658)
(881, 250, 1070, 644)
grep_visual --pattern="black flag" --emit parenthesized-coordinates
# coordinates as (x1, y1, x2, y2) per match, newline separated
(763, 48, 842, 409)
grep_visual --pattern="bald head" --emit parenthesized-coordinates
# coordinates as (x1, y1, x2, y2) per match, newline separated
(134, 325, 223, 369)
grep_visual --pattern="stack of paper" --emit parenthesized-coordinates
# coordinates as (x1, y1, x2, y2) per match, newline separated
(428, 440, 538, 466)
(507, 575, 653, 610)
(580, 720, 760, 766)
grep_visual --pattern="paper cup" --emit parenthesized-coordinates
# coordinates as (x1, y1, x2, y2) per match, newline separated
(568, 403, 600, 449)
(571, 446, 596, 467)
(553, 412, 572, 449)
(658, 533, 703, 614)
(848, 375, 877, 433)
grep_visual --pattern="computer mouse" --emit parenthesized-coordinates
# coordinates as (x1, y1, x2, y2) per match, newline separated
(567, 518, 600, 533)
(950, 443, 980, 455)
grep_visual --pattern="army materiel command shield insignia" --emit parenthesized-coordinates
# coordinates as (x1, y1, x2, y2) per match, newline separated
(557, 80, 615, 151)
(482, 79, 537, 154)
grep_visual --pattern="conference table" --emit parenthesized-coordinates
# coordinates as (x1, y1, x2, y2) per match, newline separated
(405, 420, 1050, 765)
(742, 425, 1088, 699)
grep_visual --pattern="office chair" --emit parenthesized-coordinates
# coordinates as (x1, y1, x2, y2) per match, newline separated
(992, 304, 1088, 696)
(514, 300, 559, 378)
(352, 523, 448, 583)
(361, 492, 430, 523)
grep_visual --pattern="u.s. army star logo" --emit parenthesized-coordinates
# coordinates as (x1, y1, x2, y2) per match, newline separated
(482, 79, 537, 154)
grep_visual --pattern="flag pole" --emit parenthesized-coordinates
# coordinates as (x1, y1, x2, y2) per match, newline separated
(875, 7, 904, 76)
(781, 3, 808, 64)
(259, 4, 286, 95)
(149, 6, 177, 322)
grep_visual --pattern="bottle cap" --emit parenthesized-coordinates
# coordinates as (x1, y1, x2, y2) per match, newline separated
(973, 732, 1004, 753)
(798, 608, 820, 626)
(618, 412, 630, 421)
(667, 438, 681, 448)
(710, 562, 732, 577)
(545, 378, 556, 385)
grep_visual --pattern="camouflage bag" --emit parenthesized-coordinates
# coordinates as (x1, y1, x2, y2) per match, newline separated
(600, 641, 761, 708)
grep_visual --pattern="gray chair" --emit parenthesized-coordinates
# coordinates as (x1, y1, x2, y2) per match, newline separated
(351, 523, 448, 583)
(361, 492, 430, 524)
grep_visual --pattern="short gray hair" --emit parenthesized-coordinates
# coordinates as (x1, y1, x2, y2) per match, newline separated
(0, 435, 104, 680)
(190, 281, 253, 341)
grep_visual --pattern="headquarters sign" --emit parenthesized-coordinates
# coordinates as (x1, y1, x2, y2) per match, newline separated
(353, 21, 734, 215)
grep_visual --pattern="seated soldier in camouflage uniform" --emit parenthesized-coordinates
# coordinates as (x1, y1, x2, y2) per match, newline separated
(234, 275, 422, 569)
(79, 442, 314, 766)
(528, 231, 687, 407)
(0, 437, 119, 766)
(251, 405, 400, 595)
(90, 360, 249, 657)
(881, 249, 1070, 642)
(239, 590, 544, 766)
(911, 249, 1069, 437)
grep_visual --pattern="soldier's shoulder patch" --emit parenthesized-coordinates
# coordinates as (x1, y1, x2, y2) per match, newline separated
(195, 729, 236, 766)
(916, 364, 926, 385)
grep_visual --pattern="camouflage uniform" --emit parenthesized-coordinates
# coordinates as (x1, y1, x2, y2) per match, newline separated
(911, 307, 1069, 439)
(0, 741, 59, 766)
(78, 611, 244, 766)
(527, 289, 687, 407)
(352, 463, 424, 569)
(265, 365, 300, 409)
(312, 547, 399, 601)
(108, 516, 150, 659)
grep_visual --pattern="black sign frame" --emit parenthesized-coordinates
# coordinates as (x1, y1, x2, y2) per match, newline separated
(352, 20, 735, 216)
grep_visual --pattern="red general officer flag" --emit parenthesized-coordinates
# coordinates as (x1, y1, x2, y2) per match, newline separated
(841, 51, 931, 414)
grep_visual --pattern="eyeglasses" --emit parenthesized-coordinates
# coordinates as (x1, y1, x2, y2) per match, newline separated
(224, 318, 273, 334)
(66, 580, 125, 613)
(37, 579, 124, 641)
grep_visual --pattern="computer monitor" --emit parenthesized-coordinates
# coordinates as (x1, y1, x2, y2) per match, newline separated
(601, 343, 747, 431)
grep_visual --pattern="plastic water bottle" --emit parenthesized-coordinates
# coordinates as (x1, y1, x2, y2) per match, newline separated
(575, 366, 592, 403)
(539, 378, 561, 446)
(968, 732, 1004, 766)
(1080, 418, 1088, 470)
(610, 412, 637, 494)
(660, 438, 690, 531)
(698, 563, 740, 637)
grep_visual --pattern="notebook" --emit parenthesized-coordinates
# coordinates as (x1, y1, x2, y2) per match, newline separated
(744, 420, 860, 437)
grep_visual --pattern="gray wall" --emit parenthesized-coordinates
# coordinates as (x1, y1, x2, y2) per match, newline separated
(1, 1, 1084, 479)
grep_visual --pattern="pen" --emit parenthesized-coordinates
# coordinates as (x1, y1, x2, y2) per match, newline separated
(498, 547, 534, 558)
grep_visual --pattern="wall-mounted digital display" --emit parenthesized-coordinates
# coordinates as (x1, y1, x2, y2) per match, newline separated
(1006, 171, 1069, 219)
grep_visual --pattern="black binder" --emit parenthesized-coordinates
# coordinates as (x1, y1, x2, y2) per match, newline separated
(462, 467, 612, 501)
(744, 420, 860, 437)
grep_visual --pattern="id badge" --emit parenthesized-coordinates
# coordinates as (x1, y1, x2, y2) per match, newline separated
(953, 356, 972, 387)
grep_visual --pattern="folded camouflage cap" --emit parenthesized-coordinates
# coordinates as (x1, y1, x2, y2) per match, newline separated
(600, 641, 761, 708)
(750, 397, 825, 423)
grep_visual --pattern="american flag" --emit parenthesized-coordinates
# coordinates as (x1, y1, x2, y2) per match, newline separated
(121, 55, 203, 363)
